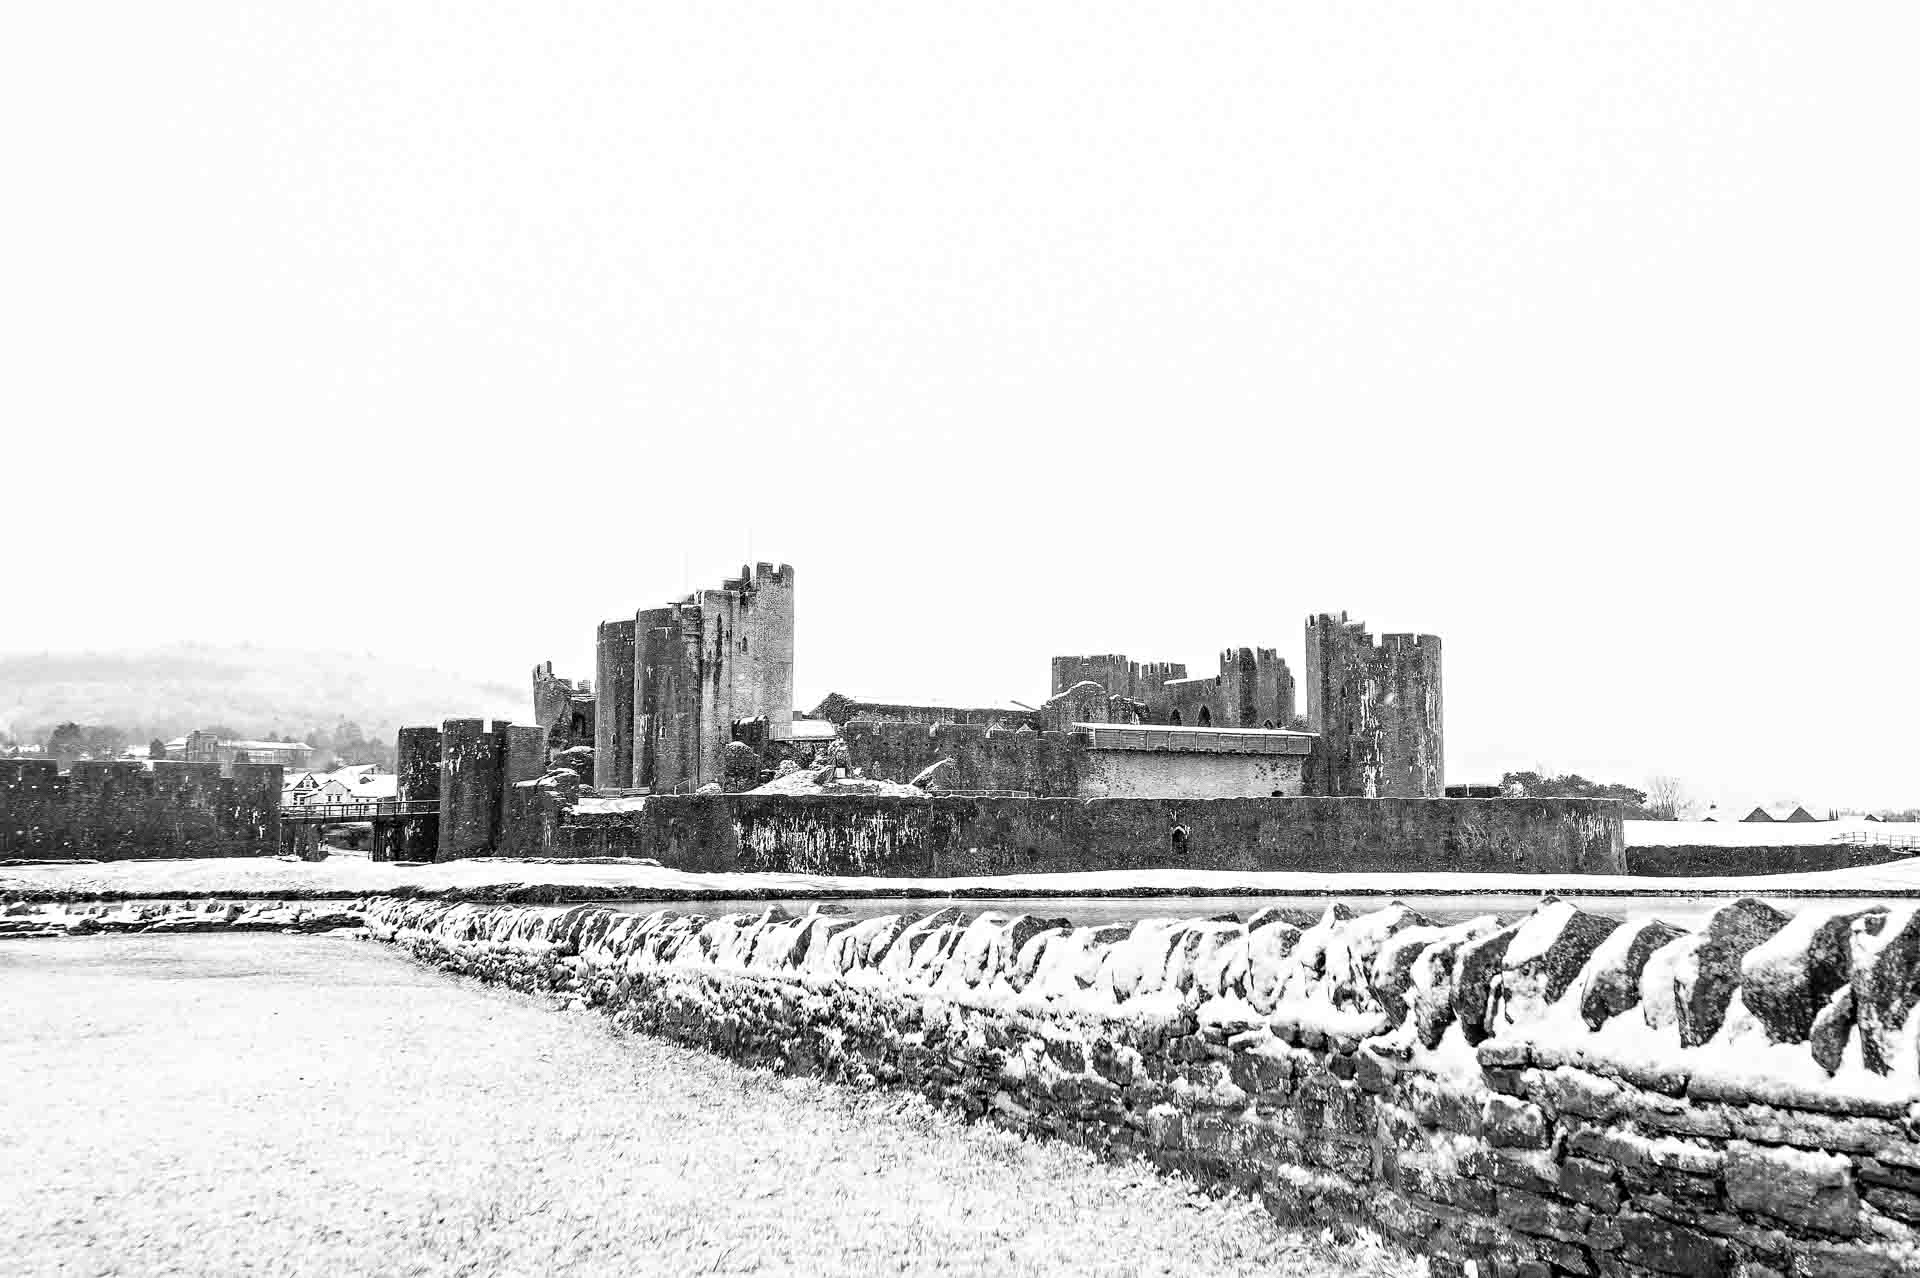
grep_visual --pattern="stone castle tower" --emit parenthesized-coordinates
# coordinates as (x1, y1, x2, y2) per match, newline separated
(596, 563, 795, 793)
(1303, 612, 1442, 798)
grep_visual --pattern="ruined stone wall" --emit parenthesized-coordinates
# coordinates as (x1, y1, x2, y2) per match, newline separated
(812, 693, 1036, 730)
(0, 759, 282, 859)
(1050, 654, 1188, 700)
(1158, 676, 1222, 726)
(1218, 646, 1298, 729)
(593, 621, 636, 788)
(367, 896, 1920, 1278)
(1036, 680, 1116, 731)
(530, 794, 1623, 874)
(840, 720, 1090, 796)
(1305, 613, 1444, 798)
(531, 661, 595, 765)
(1058, 651, 1294, 730)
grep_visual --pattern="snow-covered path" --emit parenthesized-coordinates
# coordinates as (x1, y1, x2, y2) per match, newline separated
(6, 851, 1920, 900)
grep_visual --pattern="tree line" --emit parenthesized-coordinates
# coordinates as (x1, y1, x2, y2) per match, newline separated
(1, 720, 396, 772)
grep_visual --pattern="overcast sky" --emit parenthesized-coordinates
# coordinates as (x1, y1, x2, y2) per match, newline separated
(5, 3, 1915, 809)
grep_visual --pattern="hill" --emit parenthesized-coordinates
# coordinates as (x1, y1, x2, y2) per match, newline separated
(0, 643, 525, 747)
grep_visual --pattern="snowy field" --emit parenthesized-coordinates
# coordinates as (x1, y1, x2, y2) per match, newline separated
(1624, 818, 1920, 847)
(6, 850, 1920, 901)
(0, 935, 1413, 1278)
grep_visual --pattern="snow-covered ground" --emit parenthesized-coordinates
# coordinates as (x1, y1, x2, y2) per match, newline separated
(1625, 818, 1920, 847)
(8, 853, 1920, 900)
(2, 937, 1406, 1278)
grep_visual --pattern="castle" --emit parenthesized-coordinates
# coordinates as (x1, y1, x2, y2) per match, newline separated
(531, 562, 1443, 801)
(555, 563, 797, 794)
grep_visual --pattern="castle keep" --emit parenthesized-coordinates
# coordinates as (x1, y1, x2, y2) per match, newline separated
(590, 563, 796, 794)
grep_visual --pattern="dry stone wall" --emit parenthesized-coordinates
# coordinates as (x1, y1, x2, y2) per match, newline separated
(0, 899, 363, 936)
(366, 894, 1920, 1278)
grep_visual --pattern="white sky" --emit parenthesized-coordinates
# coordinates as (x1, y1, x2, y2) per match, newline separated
(4, 4, 1915, 810)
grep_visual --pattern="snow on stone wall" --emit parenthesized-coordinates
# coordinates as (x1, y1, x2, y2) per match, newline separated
(366, 893, 1920, 1276)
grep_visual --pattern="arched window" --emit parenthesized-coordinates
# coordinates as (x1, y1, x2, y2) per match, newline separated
(1198, 706, 1212, 727)
(1169, 710, 1182, 726)
(1262, 719, 1274, 730)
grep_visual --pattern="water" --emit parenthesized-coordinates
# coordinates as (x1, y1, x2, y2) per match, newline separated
(592, 893, 1897, 930)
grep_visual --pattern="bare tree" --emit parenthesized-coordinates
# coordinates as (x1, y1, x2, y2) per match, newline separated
(1646, 774, 1690, 821)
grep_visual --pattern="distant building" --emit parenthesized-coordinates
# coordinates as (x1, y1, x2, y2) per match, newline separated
(176, 730, 313, 770)
(282, 764, 396, 808)
(1741, 804, 1823, 824)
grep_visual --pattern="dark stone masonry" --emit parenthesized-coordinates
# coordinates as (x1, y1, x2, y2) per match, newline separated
(366, 895, 1920, 1278)
(515, 792, 1627, 876)
(0, 759, 282, 859)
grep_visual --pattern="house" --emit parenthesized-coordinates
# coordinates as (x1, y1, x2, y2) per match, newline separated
(1742, 804, 1823, 824)
(283, 772, 325, 804)
(284, 765, 399, 809)
(177, 731, 314, 769)
(305, 779, 355, 805)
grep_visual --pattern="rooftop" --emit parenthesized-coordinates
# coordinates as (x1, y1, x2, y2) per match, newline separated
(1076, 723, 1315, 755)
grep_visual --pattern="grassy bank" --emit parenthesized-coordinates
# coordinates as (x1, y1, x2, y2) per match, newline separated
(0, 935, 1414, 1277)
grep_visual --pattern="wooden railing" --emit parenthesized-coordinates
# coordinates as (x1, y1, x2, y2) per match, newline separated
(280, 800, 438, 822)
(1833, 829, 1920, 850)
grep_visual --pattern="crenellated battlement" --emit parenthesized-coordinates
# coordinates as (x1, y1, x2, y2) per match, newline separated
(719, 561, 795, 595)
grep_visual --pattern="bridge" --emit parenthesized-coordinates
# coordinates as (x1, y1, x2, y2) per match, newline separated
(280, 800, 438, 824)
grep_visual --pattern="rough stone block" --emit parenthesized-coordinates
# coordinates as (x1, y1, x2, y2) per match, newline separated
(1483, 1095, 1550, 1149)
(1724, 1141, 1859, 1237)
(1741, 906, 1884, 1045)
(1561, 1155, 1623, 1213)
(1495, 1186, 1593, 1244)
(1655, 899, 1790, 1047)
(1861, 1182, 1920, 1225)
(1229, 1048, 1293, 1096)
(1809, 985, 1856, 1076)
(1543, 1066, 1626, 1121)
(1453, 924, 1521, 1045)
(1497, 898, 1622, 1027)
(1579, 919, 1688, 1030)
(1850, 908, 1920, 1076)
(1409, 1074, 1481, 1135)
(1615, 1213, 1735, 1277)
(1788, 1241, 1904, 1278)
